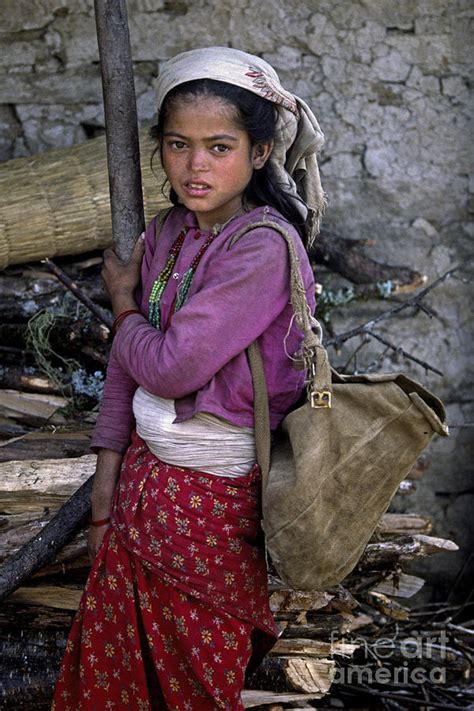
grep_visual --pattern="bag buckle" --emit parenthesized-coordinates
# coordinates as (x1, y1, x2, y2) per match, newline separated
(311, 390, 332, 408)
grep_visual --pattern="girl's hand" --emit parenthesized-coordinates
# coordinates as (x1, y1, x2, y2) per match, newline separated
(87, 522, 110, 562)
(88, 448, 123, 563)
(102, 233, 145, 315)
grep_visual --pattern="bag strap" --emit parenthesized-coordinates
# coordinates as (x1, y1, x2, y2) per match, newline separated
(228, 218, 333, 486)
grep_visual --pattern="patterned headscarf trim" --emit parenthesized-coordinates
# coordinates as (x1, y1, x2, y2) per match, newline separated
(155, 47, 326, 244)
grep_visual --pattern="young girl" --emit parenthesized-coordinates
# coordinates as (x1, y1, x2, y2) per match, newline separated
(53, 46, 325, 710)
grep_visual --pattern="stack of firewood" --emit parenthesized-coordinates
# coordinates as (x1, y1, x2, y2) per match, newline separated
(0, 245, 470, 708)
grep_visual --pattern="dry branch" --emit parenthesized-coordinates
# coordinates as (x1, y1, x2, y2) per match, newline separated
(326, 266, 463, 351)
(42, 258, 112, 328)
(310, 230, 425, 289)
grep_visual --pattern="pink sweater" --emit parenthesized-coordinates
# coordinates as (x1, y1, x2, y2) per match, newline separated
(90, 205, 316, 454)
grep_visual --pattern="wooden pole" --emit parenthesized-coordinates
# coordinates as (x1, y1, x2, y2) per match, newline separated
(0, 0, 144, 602)
(94, 0, 145, 259)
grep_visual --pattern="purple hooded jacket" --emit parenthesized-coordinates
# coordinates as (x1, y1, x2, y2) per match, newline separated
(90, 205, 316, 454)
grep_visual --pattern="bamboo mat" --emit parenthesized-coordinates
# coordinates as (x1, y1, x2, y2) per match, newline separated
(0, 129, 170, 269)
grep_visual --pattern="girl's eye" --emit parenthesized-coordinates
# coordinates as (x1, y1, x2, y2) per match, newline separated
(212, 144, 230, 154)
(169, 140, 186, 150)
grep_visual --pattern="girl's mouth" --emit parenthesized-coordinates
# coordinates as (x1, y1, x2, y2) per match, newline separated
(184, 182, 212, 197)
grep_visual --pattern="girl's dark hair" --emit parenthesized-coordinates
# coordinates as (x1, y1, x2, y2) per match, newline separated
(150, 79, 308, 242)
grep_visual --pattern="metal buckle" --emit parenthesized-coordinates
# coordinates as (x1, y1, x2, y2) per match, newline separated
(311, 390, 332, 409)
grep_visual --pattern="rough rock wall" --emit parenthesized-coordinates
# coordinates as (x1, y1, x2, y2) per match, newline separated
(0, 0, 472, 600)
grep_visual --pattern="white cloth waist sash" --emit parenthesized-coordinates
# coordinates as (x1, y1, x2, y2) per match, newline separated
(132, 386, 256, 478)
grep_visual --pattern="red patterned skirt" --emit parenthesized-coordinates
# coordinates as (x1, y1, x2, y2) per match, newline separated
(52, 433, 276, 710)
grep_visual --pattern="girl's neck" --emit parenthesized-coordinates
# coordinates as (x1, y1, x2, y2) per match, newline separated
(190, 202, 255, 235)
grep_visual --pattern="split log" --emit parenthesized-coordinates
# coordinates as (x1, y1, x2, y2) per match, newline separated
(370, 572, 425, 598)
(269, 589, 334, 614)
(361, 590, 410, 620)
(246, 655, 339, 697)
(0, 428, 93, 463)
(8, 584, 83, 610)
(283, 657, 335, 695)
(359, 534, 459, 568)
(281, 614, 353, 639)
(0, 454, 95, 497)
(375, 512, 432, 535)
(0, 369, 60, 395)
(0, 390, 68, 427)
(0, 417, 29, 439)
(243, 690, 325, 708)
(270, 638, 360, 659)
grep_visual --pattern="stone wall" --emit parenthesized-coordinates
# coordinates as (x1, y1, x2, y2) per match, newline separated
(1, 0, 472, 600)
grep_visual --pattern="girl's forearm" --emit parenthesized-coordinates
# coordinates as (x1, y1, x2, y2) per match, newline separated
(91, 448, 123, 519)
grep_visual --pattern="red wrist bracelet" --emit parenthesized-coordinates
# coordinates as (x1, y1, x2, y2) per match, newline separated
(112, 308, 141, 334)
(89, 516, 111, 527)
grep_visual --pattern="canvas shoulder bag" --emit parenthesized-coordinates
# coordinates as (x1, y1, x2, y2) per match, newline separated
(229, 219, 449, 591)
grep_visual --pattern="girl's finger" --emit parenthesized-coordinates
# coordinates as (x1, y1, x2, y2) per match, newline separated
(135, 233, 146, 250)
(129, 234, 146, 262)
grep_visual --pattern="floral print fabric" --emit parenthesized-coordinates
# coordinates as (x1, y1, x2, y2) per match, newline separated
(52, 433, 276, 710)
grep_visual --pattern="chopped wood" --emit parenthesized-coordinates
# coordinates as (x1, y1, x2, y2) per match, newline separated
(270, 638, 331, 658)
(284, 657, 335, 694)
(370, 572, 425, 598)
(270, 638, 360, 659)
(0, 428, 93, 463)
(269, 589, 334, 614)
(322, 585, 359, 613)
(32, 550, 90, 578)
(363, 591, 410, 620)
(0, 490, 75, 515)
(0, 515, 87, 565)
(0, 454, 95, 496)
(0, 368, 60, 395)
(282, 614, 353, 639)
(376, 512, 432, 535)
(412, 533, 460, 554)
(339, 612, 374, 632)
(241, 690, 325, 708)
(0, 416, 28, 439)
(0, 390, 68, 426)
(8, 584, 83, 610)
(359, 533, 459, 568)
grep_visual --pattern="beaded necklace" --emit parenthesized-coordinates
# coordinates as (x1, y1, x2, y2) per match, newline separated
(148, 224, 220, 330)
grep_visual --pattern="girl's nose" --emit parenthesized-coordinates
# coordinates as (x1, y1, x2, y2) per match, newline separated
(187, 149, 208, 172)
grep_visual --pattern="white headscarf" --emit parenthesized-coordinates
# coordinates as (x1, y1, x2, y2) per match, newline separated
(155, 47, 326, 244)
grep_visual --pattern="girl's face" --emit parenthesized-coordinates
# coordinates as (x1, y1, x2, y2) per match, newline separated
(161, 96, 272, 230)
